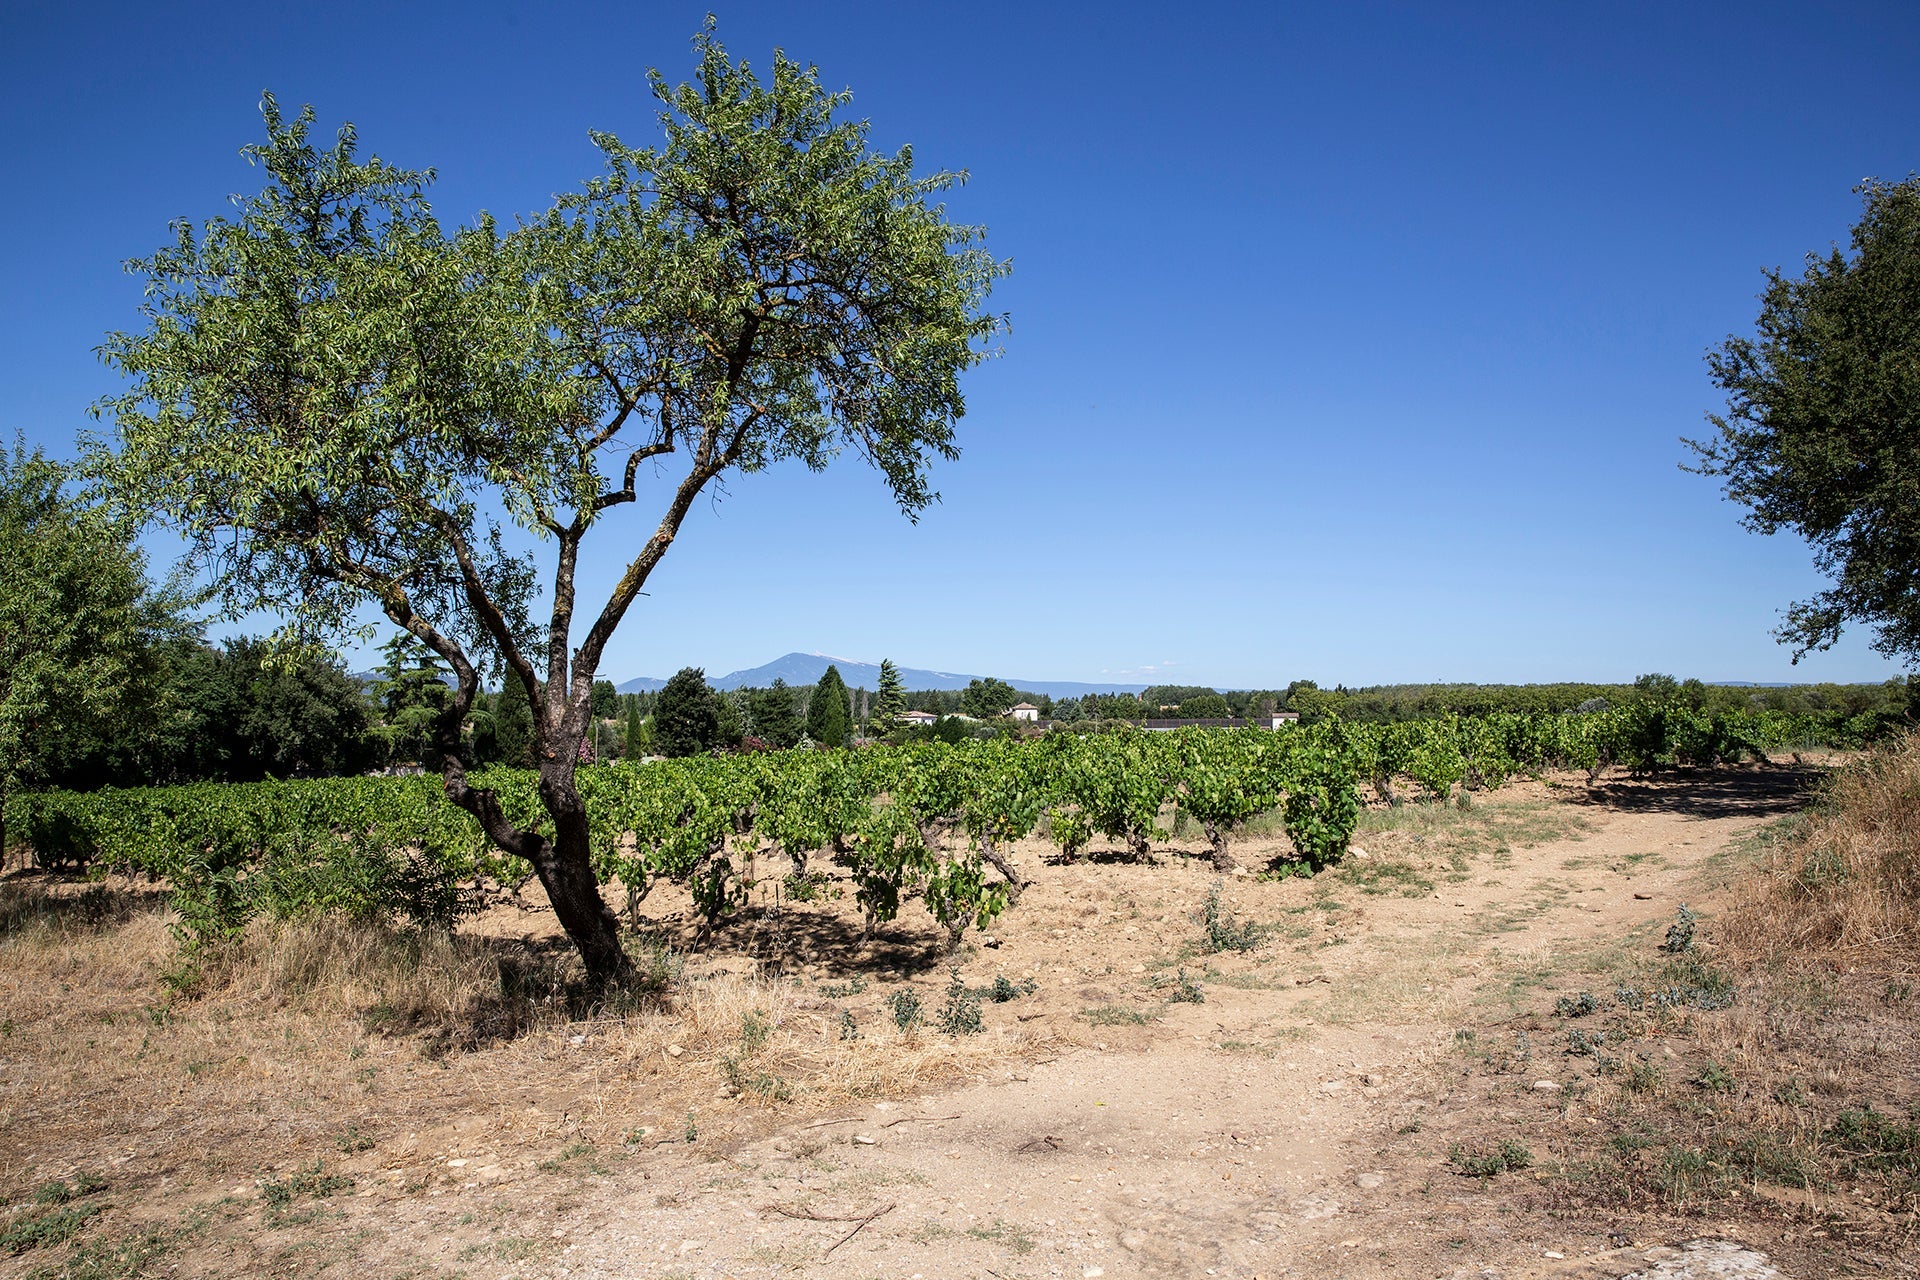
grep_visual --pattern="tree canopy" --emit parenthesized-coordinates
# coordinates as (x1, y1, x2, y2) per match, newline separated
(0, 443, 185, 844)
(1690, 176, 1920, 667)
(872, 658, 906, 724)
(806, 664, 852, 747)
(87, 27, 1004, 984)
(654, 667, 720, 758)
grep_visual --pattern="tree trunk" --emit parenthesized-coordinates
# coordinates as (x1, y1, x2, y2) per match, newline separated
(981, 838, 1023, 904)
(528, 752, 629, 985)
(436, 682, 633, 990)
(1205, 822, 1236, 873)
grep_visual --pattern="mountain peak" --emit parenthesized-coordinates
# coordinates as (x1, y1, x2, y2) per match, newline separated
(615, 651, 1164, 698)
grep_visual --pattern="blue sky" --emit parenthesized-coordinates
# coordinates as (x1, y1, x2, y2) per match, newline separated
(4, 1, 1916, 689)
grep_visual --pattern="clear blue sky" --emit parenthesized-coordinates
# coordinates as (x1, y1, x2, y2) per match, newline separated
(4, 1, 1916, 689)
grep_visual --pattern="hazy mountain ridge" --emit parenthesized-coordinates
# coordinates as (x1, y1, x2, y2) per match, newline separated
(615, 652, 1154, 698)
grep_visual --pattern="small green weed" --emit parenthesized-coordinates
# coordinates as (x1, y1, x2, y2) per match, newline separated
(1661, 903, 1698, 954)
(1447, 1139, 1532, 1178)
(333, 1125, 374, 1155)
(1694, 1060, 1737, 1093)
(887, 989, 923, 1032)
(1202, 882, 1261, 953)
(1554, 992, 1602, 1018)
(1082, 1005, 1149, 1027)
(259, 1162, 353, 1212)
(937, 969, 983, 1036)
(33, 1174, 106, 1205)
(988, 974, 1037, 1002)
(838, 1009, 858, 1041)
(3, 1205, 106, 1254)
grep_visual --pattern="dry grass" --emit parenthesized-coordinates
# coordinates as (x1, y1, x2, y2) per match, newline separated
(1413, 738, 1920, 1275)
(1725, 730, 1920, 980)
(0, 874, 1051, 1200)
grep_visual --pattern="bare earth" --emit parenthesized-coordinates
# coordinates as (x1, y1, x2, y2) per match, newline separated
(1, 764, 1862, 1279)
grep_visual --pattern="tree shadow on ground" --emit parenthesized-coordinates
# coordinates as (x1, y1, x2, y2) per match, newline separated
(0, 875, 168, 939)
(1574, 763, 1820, 822)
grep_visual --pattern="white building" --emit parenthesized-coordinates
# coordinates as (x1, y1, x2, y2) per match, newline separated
(1008, 702, 1041, 722)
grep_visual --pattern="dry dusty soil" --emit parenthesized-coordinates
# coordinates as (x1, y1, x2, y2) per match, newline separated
(3, 762, 1908, 1280)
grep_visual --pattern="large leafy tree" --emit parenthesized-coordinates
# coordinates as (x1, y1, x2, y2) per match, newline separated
(88, 30, 1004, 984)
(1690, 176, 1920, 667)
(171, 636, 376, 781)
(654, 667, 720, 758)
(960, 676, 1017, 718)
(0, 444, 185, 855)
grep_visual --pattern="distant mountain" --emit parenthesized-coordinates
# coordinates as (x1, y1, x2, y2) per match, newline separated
(616, 652, 1158, 699)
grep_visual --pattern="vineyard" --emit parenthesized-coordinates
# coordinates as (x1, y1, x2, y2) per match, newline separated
(12, 703, 1891, 963)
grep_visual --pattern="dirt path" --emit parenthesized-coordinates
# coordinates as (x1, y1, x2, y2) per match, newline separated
(342, 767, 1809, 1280)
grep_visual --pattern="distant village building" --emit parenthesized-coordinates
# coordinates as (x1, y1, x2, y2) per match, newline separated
(1139, 714, 1299, 732)
(1008, 702, 1041, 722)
(897, 710, 938, 727)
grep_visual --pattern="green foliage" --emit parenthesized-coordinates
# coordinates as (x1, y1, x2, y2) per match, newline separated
(260, 1162, 353, 1212)
(887, 988, 923, 1032)
(33, 1174, 106, 1206)
(1161, 968, 1205, 1003)
(0, 441, 185, 839)
(961, 677, 1018, 719)
(1448, 1139, 1533, 1178)
(86, 28, 1006, 986)
(623, 696, 645, 759)
(1554, 991, 1603, 1017)
(873, 659, 907, 725)
(371, 634, 453, 767)
(161, 637, 376, 782)
(806, 665, 853, 748)
(1178, 693, 1231, 718)
(749, 680, 802, 749)
(1691, 176, 1920, 664)
(654, 668, 720, 758)
(988, 974, 1036, 1002)
(1082, 1005, 1149, 1026)
(937, 967, 983, 1035)
(589, 679, 619, 719)
(1662, 903, 1699, 953)
(2, 1204, 106, 1255)
(1201, 881, 1262, 953)
(485, 675, 536, 768)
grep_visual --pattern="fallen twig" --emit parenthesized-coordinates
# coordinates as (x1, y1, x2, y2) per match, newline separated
(764, 1203, 878, 1223)
(824, 1202, 894, 1255)
(800, 1116, 864, 1130)
(880, 1113, 961, 1128)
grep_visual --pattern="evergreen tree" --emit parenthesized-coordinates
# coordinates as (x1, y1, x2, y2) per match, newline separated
(807, 665, 853, 748)
(715, 689, 745, 747)
(624, 695, 644, 758)
(590, 678, 619, 719)
(490, 674, 536, 768)
(873, 658, 906, 725)
(750, 679, 802, 748)
(654, 667, 720, 757)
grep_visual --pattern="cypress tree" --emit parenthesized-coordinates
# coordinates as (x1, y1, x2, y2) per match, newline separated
(624, 695, 644, 758)
(806, 665, 853, 748)
(494, 674, 536, 769)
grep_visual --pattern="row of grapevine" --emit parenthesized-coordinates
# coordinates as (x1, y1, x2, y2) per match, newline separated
(10, 703, 1888, 957)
